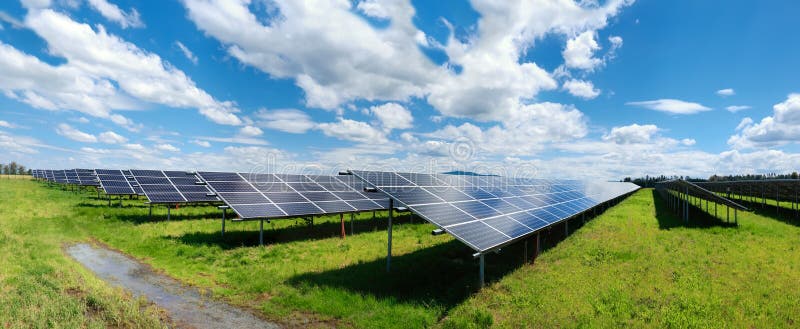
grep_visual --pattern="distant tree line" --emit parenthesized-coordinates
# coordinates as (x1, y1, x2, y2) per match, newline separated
(0, 161, 30, 176)
(623, 172, 800, 187)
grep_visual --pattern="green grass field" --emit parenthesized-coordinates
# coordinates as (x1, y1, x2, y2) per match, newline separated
(2, 179, 800, 328)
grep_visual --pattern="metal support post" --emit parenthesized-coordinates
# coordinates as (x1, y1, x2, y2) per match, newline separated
(350, 213, 355, 235)
(221, 208, 226, 237)
(340, 213, 345, 239)
(259, 219, 264, 246)
(387, 199, 394, 272)
(479, 254, 485, 288)
(148, 203, 152, 219)
(167, 205, 171, 221)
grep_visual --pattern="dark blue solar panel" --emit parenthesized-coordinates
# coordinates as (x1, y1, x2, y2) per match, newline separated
(412, 203, 473, 227)
(197, 172, 244, 181)
(383, 187, 441, 206)
(302, 192, 340, 202)
(233, 204, 285, 219)
(147, 193, 185, 203)
(210, 182, 257, 193)
(315, 201, 357, 213)
(346, 199, 384, 211)
(423, 187, 473, 202)
(483, 216, 532, 238)
(507, 212, 549, 230)
(452, 201, 502, 219)
(446, 221, 509, 251)
(263, 192, 306, 203)
(277, 202, 323, 216)
(222, 193, 269, 205)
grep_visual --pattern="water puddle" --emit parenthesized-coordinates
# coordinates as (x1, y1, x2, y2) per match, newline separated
(66, 243, 280, 329)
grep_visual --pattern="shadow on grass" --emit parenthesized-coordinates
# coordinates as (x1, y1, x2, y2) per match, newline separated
(166, 213, 417, 249)
(721, 198, 800, 227)
(286, 239, 515, 311)
(651, 190, 739, 230)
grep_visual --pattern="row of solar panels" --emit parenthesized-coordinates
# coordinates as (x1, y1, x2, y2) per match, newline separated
(33, 169, 389, 219)
(695, 179, 800, 203)
(33, 168, 640, 253)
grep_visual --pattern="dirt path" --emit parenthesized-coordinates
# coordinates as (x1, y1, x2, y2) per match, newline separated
(66, 243, 280, 329)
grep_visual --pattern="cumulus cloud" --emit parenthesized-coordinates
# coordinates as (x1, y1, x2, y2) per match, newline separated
(716, 88, 735, 97)
(602, 124, 658, 144)
(726, 105, 751, 113)
(422, 102, 587, 157)
(729, 94, 800, 149)
(183, 0, 438, 110)
(182, 0, 631, 123)
(0, 8, 241, 129)
(563, 31, 602, 71)
(317, 118, 388, 144)
(626, 99, 711, 114)
(562, 79, 600, 99)
(370, 102, 413, 131)
(190, 139, 211, 147)
(155, 143, 180, 152)
(98, 130, 127, 144)
(239, 126, 264, 137)
(55, 123, 97, 142)
(86, 0, 143, 28)
(0, 120, 17, 128)
(254, 109, 316, 134)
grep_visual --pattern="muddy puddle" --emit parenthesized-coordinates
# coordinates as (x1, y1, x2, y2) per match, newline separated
(66, 243, 280, 329)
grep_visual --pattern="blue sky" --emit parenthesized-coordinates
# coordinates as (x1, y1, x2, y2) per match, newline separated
(1, 0, 799, 179)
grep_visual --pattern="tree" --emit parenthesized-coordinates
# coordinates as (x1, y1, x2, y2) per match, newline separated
(17, 165, 26, 175)
(1, 163, 8, 175)
(8, 162, 18, 176)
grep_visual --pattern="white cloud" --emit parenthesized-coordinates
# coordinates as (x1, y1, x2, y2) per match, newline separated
(729, 94, 800, 149)
(86, 0, 143, 28)
(254, 109, 316, 134)
(317, 118, 388, 144)
(681, 138, 696, 146)
(370, 102, 413, 131)
(422, 102, 587, 157)
(0, 11, 24, 29)
(726, 105, 751, 113)
(155, 143, 180, 152)
(716, 88, 735, 97)
(97, 130, 127, 144)
(0, 9, 241, 128)
(562, 79, 600, 99)
(195, 136, 268, 146)
(183, 0, 438, 110)
(602, 124, 658, 144)
(626, 99, 711, 114)
(124, 143, 144, 151)
(0, 120, 16, 128)
(238, 125, 263, 137)
(182, 0, 630, 123)
(191, 139, 211, 147)
(175, 41, 198, 65)
(563, 31, 602, 71)
(55, 123, 97, 143)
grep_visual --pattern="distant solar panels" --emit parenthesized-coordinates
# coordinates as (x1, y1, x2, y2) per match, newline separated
(350, 170, 639, 252)
(128, 170, 218, 204)
(75, 169, 99, 186)
(197, 172, 387, 220)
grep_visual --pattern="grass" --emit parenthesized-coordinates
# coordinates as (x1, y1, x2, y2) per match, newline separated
(2, 179, 800, 328)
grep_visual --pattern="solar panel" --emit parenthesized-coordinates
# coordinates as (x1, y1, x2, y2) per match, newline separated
(129, 170, 219, 204)
(95, 169, 138, 195)
(350, 170, 639, 252)
(197, 172, 387, 220)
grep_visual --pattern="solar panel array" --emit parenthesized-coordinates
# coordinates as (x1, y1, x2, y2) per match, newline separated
(197, 172, 388, 220)
(96, 169, 139, 195)
(656, 179, 747, 210)
(695, 180, 799, 204)
(128, 170, 219, 204)
(75, 169, 99, 186)
(350, 171, 639, 252)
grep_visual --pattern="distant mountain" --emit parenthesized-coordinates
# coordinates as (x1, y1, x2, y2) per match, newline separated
(441, 171, 499, 177)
